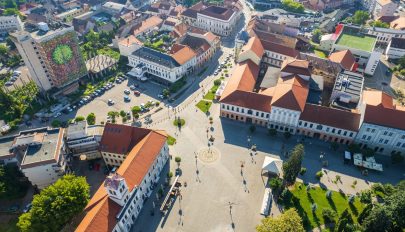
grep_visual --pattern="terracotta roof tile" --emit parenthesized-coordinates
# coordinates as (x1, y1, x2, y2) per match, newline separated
(271, 75, 309, 112)
(328, 50, 356, 71)
(119, 35, 143, 47)
(390, 17, 405, 30)
(280, 59, 311, 76)
(300, 104, 361, 131)
(239, 36, 264, 59)
(220, 60, 259, 100)
(77, 125, 167, 232)
(133, 16, 163, 36)
(362, 90, 394, 108)
(170, 45, 196, 65)
(221, 90, 272, 112)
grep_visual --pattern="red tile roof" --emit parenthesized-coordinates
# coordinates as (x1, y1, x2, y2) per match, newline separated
(77, 125, 167, 232)
(280, 59, 311, 76)
(99, 123, 150, 154)
(221, 90, 272, 112)
(239, 36, 264, 60)
(328, 50, 356, 71)
(220, 60, 259, 100)
(362, 90, 405, 130)
(271, 75, 309, 112)
(260, 40, 299, 58)
(170, 45, 196, 65)
(300, 104, 361, 131)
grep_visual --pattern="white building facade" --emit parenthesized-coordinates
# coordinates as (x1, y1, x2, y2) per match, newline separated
(108, 144, 169, 232)
(0, 15, 22, 34)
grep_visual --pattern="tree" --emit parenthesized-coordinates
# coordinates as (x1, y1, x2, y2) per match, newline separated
(335, 209, 355, 232)
(0, 164, 29, 199)
(352, 10, 369, 25)
(370, 20, 389, 28)
(359, 189, 372, 204)
(175, 156, 181, 168)
(17, 175, 89, 232)
(75, 116, 85, 122)
(119, 110, 126, 118)
(256, 208, 305, 232)
(131, 106, 141, 115)
(322, 208, 337, 224)
(357, 203, 373, 224)
(0, 44, 9, 57)
(281, 0, 305, 13)
(86, 113, 96, 125)
(51, 120, 61, 128)
(362, 205, 393, 232)
(5, 0, 17, 9)
(282, 144, 304, 185)
(269, 177, 283, 199)
(312, 29, 322, 43)
(2, 8, 20, 16)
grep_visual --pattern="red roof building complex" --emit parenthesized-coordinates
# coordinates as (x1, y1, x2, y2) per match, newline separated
(76, 123, 169, 232)
(220, 36, 405, 154)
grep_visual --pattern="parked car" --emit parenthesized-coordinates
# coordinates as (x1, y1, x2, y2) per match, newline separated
(23, 203, 32, 213)
(53, 112, 61, 118)
(133, 83, 139, 87)
(134, 90, 141, 96)
(124, 96, 131, 102)
(124, 89, 130, 95)
(108, 99, 115, 105)
(158, 94, 164, 99)
(129, 85, 136, 90)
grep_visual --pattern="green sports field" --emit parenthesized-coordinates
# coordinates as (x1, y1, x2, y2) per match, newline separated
(336, 33, 376, 52)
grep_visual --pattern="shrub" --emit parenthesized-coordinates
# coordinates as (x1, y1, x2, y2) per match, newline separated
(131, 106, 141, 114)
(213, 79, 221, 86)
(360, 190, 372, 204)
(269, 177, 283, 192)
(51, 120, 61, 128)
(280, 189, 292, 202)
(75, 116, 85, 122)
(155, 101, 160, 107)
(322, 208, 337, 224)
(167, 172, 173, 178)
(316, 171, 323, 179)
(86, 113, 96, 125)
(299, 167, 306, 175)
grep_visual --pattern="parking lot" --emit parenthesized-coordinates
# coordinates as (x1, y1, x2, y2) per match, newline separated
(60, 77, 167, 124)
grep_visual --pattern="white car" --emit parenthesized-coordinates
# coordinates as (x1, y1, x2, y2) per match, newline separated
(124, 89, 130, 95)
(108, 99, 115, 105)
(53, 112, 61, 118)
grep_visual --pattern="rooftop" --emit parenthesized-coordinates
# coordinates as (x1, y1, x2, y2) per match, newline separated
(132, 47, 180, 68)
(77, 124, 168, 232)
(390, 38, 405, 50)
(199, 5, 235, 21)
(86, 54, 118, 74)
(336, 32, 376, 52)
(331, 71, 363, 108)
(21, 128, 64, 168)
(328, 50, 356, 71)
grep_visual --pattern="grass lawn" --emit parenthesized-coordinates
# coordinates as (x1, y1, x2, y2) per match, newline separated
(314, 49, 327, 58)
(282, 183, 365, 229)
(196, 100, 212, 113)
(0, 218, 19, 232)
(167, 135, 176, 145)
(203, 85, 219, 100)
(336, 33, 376, 52)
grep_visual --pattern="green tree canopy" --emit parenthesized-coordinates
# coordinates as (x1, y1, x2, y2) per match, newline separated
(370, 20, 389, 28)
(312, 29, 322, 43)
(17, 175, 90, 232)
(256, 208, 305, 232)
(86, 112, 96, 125)
(282, 144, 304, 185)
(352, 11, 369, 25)
(281, 0, 305, 13)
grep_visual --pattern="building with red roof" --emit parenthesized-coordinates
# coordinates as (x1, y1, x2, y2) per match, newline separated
(76, 123, 169, 232)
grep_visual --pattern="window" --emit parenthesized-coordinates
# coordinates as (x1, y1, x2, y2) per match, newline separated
(332, 129, 335, 133)
(316, 125, 322, 130)
(349, 132, 353, 137)
(309, 124, 313, 128)
(362, 135, 366, 139)
(304, 122, 307, 127)
(338, 130, 341, 135)
(383, 131, 388, 135)
(371, 129, 375, 133)
(396, 142, 401, 147)
(367, 136, 371, 140)
(299, 121, 302, 126)
(384, 140, 388, 144)
(388, 132, 393, 136)
(343, 131, 347, 136)
(379, 138, 383, 143)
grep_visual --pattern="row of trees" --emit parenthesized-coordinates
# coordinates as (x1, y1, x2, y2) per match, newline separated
(281, 0, 305, 13)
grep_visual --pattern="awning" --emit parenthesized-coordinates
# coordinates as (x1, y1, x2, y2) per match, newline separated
(262, 156, 283, 177)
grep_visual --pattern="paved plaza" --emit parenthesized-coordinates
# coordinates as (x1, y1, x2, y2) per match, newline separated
(129, 91, 404, 232)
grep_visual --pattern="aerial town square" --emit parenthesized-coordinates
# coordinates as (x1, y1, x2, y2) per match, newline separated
(0, 0, 404, 231)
